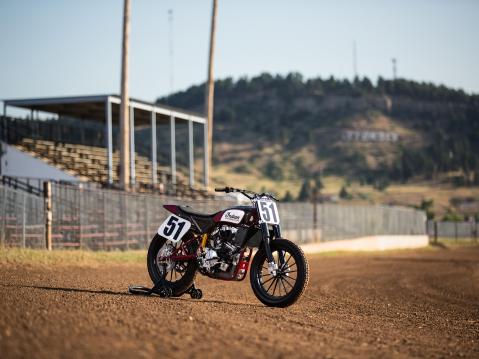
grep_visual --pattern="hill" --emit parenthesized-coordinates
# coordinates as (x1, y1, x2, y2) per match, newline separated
(157, 73, 479, 217)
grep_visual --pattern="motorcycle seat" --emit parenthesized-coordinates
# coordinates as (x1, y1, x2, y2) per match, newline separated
(179, 206, 218, 218)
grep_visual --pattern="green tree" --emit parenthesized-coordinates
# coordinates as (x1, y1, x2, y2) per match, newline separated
(282, 190, 294, 202)
(297, 179, 311, 201)
(339, 185, 352, 200)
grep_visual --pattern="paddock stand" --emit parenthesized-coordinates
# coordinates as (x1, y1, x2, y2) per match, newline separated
(128, 279, 203, 299)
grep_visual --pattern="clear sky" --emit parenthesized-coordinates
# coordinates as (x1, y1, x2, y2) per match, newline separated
(1, 0, 478, 105)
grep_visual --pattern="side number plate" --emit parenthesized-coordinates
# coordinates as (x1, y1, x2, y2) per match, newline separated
(257, 199, 280, 225)
(157, 215, 191, 243)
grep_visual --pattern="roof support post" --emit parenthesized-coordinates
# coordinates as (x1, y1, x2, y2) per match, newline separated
(151, 110, 157, 185)
(119, 0, 131, 190)
(170, 115, 176, 184)
(130, 106, 136, 186)
(188, 120, 194, 187)
(105, 97, 113, 185)
(203, 122, 209, 187)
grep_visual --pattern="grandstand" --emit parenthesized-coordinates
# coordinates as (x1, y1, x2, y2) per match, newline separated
(1, 95, 208, 197)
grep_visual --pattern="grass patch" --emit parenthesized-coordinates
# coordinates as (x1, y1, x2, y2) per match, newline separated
(0, 247, 146, 266)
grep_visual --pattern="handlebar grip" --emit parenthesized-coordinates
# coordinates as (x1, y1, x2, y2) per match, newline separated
(215, 187, 232, 193)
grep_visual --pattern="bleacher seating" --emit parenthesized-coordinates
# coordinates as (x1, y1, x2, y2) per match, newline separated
(14, 138, 207, 198)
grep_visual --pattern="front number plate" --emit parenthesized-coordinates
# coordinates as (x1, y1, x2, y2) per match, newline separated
(257, 199, 280, 225)
(157, 215, 191, 243)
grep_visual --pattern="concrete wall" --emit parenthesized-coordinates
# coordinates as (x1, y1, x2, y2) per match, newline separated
(300, 235, 430, 254)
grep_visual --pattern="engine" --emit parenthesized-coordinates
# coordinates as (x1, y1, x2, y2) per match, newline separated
(198, 225, 242, 274)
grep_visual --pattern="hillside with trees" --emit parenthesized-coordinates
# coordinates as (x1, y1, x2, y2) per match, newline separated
(158, 73, 479, 192)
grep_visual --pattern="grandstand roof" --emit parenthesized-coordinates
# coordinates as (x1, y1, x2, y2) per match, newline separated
(3, 94, 205, 125)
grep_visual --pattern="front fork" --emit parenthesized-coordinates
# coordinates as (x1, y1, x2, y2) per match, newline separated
(261, 223, 283, 276)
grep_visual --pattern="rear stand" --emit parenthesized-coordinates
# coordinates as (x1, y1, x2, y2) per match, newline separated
(128, 280, 202, 299)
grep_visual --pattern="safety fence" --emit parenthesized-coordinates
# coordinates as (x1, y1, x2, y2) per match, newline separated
(0, 185, 45, 248)
(0, 184, 235, 250)
(1, 183, 429, 249)
(279, 202, 426, 243)
(426, 220, 479, 243)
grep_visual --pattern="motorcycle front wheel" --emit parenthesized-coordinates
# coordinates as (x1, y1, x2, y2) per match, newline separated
(250, 239, 309, 307)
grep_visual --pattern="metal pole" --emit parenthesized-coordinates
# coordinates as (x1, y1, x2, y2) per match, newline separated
(203, 122, 208, 187)
(119, 0, 131, 189)
(43, 181, 52, 251)
(151, 110, 157, 185)
(434, 220, 438, 244)
(188, 120, 194, 187)
(130, 106, 136, 186)
(170, 115, 176, 184)
(103, 193, 107, 250)
(105, 98, 113, 184)
(1, 187, 7, 247)
(454, 221, 458, 242)
(3, 103, 6, 117)
(204, 0, 218, 189)
(22, 194, 26, 248)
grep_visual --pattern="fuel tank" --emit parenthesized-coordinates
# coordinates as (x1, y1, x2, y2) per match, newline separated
(213, 205, 258, 226)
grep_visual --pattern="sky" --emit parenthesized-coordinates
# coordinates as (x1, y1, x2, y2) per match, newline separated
(1, 0, 478, 107)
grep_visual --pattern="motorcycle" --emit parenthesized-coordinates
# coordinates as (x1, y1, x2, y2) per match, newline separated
(144, 187, 309, 307)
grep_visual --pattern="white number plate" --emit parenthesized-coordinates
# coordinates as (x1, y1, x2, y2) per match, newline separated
(257, 199, 280, 225)
(157, 215, 191, 243)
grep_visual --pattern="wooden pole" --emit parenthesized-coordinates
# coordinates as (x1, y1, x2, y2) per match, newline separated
(204, 0, 218, 188)
(43, 181, 52, 251)
(119, 0, 131, 189)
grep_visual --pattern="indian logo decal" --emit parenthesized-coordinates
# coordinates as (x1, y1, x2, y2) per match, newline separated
(220, 210, 245, 224)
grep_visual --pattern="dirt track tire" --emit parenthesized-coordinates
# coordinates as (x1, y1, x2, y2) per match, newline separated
(250, 239, 309, 308)
(147, 233, 198, 297)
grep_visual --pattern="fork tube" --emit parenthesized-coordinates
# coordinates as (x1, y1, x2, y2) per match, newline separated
(273, 224, 282, 239)
(260, 222, 274, 263)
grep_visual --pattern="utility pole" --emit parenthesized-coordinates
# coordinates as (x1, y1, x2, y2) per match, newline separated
(392, 58, 397, 80)
(168, 9, 174, 95)
(353, 40, 358, 80)
(119, 0, 131, 189)
(204, 0, 218, 188)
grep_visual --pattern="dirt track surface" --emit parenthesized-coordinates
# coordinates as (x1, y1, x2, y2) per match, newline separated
(1, 247, 478, 359)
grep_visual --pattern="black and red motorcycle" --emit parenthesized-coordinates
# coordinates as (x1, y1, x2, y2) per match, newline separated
(138, 187, 309, 307)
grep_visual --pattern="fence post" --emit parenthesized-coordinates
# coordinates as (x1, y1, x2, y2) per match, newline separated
(44, 181, 52, 251)
(454, 222, 458, 243)
(433, 221, 438, 244)
(1, 186, 6, 247)
(473, 221, 478, 243)
(103, 193, 107, 250)
(22, 194, 26, 248)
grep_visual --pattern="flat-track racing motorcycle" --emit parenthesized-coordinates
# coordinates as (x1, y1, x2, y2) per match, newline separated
(145, 187, 309, 307)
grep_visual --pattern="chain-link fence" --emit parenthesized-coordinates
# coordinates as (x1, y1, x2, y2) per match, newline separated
(427, 220, 479, 243)
(1, 183, 427, 249)
(0, 185, 45, 248)
(280, 202, 426, 243)
(49, 184, 236, 250)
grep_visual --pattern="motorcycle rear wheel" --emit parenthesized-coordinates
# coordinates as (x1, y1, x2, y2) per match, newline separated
(250, 239, 309, 307)
(147, 233, 198, 297)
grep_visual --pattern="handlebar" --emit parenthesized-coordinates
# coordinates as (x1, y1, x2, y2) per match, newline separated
(214, 187, 279, 202)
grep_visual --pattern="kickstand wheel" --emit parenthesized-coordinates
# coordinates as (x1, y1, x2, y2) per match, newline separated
(186, 283, 203, 300)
